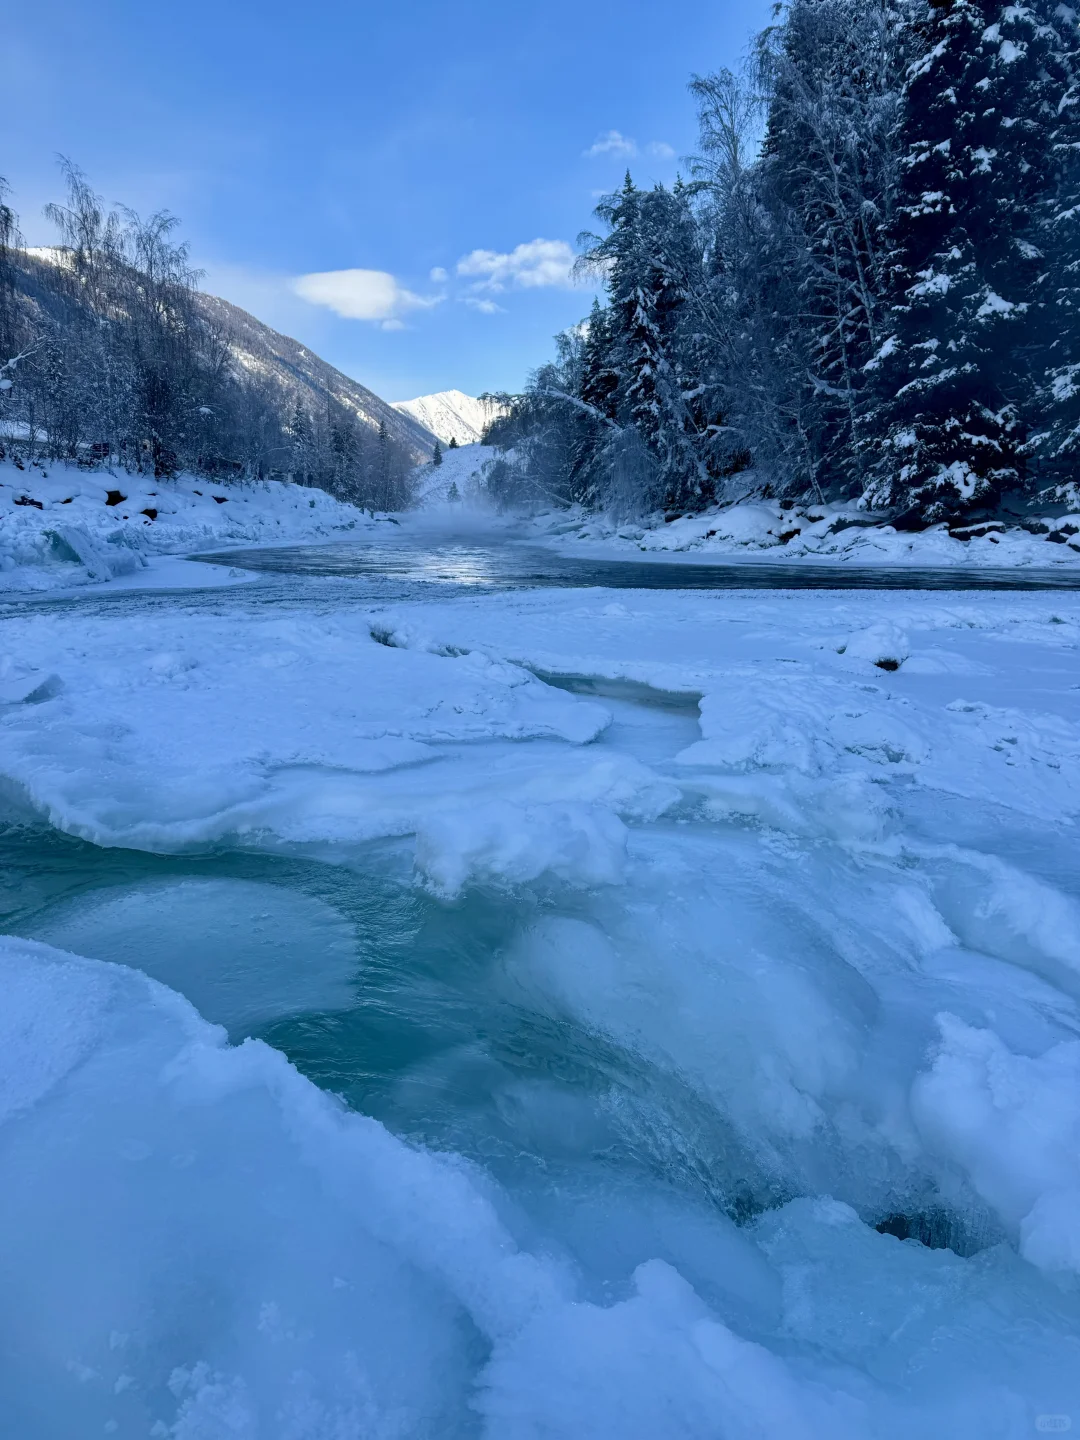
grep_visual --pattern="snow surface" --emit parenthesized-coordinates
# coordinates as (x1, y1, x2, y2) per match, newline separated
(2, 545, 1080, 1434)
(392, 389, 505, 446)
(0, 460, 378, 592)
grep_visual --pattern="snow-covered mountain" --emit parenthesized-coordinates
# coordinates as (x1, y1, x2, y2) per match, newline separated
(195, 294, 436, 462)
(392, 390, 506, 447)
(14, 248, 437, 465)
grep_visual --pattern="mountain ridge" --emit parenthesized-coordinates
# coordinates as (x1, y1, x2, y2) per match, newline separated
(195, 293, 437, 462)
(392, 389, 505, 447)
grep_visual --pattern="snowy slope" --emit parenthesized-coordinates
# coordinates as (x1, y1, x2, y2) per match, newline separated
(392, 389, 506, 446)
(12, 250, 436, 463)
(411, 443, 499, 505)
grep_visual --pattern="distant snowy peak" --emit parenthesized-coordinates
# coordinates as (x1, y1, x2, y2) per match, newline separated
(392, 390, 506, 447)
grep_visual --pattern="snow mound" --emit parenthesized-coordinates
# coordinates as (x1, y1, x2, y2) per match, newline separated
(913, 1015, 1080, 1274)
(415, 800, 630, 897)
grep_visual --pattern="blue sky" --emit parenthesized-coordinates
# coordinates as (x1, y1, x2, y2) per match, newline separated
(6, 0, 770, 403)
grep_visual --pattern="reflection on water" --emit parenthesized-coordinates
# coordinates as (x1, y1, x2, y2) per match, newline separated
(199, 538, 1080, 591)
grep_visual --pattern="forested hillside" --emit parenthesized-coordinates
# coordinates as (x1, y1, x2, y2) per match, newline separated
(0, 165, 427, 508)
(489, 0, 1080, 524)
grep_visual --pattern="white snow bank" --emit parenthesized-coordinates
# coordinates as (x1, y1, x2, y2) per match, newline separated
(526, 494, 1080, 569)
(415, 799, 630, 897)
(0, 459, 376, 592)
(4, 933, 1080, 1436)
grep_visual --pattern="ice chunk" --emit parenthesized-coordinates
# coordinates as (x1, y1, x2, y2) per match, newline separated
(415, 800, 628, 897)
(835, 621, 911, 670)
(912, 1014, 1080, 1274)
(477, 1258, 868, 1440)
(0, 658, 57, 705)
(0, 611, 612, 850)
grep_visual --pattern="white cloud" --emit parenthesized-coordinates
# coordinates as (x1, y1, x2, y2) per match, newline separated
(584, 129, 637, 158)
(646, 140, 676, 160)
(465, 297, 505, 314)
(456, 239, 578, 293)
(293, 268, 441, 326)
(429, 265, 449, 282)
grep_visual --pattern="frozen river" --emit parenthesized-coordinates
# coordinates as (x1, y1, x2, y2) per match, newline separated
(202, 534, 1080, 590)
(1, 541, 1079, 1437)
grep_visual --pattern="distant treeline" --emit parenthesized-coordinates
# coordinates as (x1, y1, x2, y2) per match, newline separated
(0, 163, 413, 508)
(487, 0, 1080, 524)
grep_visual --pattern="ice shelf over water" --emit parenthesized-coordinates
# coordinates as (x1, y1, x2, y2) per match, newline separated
(2, 556, 1080, 1437)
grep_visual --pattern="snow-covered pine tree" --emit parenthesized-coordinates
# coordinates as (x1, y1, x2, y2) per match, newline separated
(432, 438, 443, 466)
(0, 179, 17, 369)
(690, 68, 788, 488)
(1027, 1, 1080, 492)
(757, 0, 905, 496)
(583, 175, 708, 511)
(579, 297, 620, 424)
(865, 0, 1057, 521)
(287, 399, 314, 483)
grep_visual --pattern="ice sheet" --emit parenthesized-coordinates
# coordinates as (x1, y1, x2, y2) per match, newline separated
(0, 610, 632, 853)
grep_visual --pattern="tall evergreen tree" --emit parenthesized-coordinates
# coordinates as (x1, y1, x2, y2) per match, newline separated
(582, 176, 709, 509)
(1028, 2, 1080, 489)
(865, 0, 1057, 519)
(757, 0, 906, 494)
(491, 0, 1072, 525)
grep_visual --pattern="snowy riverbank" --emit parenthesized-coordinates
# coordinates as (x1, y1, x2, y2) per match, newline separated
(0, 460, 378, 592)
(528, 494, 1080, 569)
(409, 443, 1080, 569)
